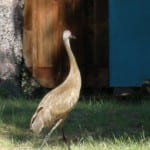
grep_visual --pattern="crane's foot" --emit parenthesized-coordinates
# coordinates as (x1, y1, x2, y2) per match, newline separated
(40, 119, 63, 150)
(39, 137, 49, 150)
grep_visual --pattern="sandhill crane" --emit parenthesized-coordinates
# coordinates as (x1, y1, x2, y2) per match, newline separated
(30, 30, 81, 148)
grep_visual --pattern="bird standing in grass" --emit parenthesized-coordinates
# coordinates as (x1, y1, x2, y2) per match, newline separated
(30, 30, 81, 149)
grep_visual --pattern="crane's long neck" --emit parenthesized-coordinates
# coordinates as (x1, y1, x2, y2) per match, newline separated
(64, 38, 79, 74)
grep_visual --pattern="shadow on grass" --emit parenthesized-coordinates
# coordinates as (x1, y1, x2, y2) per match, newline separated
(0, 96, 150, 146)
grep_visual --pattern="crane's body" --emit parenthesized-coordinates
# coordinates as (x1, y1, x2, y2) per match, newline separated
(30, 30, 81, 143)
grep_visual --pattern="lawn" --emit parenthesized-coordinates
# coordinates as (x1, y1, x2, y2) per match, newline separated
(0, 96, 150, 150)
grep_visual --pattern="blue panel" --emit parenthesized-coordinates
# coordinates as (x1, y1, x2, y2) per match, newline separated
(109, 0, 150, 87)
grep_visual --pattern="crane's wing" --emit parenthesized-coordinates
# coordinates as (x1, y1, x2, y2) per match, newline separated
(36, 84, 80, 117)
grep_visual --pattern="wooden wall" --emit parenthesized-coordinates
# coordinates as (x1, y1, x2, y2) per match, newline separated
(23, 0, 80, 88)
(23, 0, 108, 89)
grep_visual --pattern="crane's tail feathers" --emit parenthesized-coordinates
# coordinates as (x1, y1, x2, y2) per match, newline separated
(30, 107, 44, 134)
(31, 107, 43, 124)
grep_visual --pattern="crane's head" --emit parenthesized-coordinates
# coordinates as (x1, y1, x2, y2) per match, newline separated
(63, 30, 76, 41)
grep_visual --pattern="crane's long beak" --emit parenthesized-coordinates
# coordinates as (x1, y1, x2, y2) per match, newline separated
(70, 35, 76, 39)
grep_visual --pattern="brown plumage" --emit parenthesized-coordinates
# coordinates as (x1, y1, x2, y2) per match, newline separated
(30, 30, 81, 147)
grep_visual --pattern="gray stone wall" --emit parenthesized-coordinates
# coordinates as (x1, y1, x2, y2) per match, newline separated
(0, 0, 23, 97)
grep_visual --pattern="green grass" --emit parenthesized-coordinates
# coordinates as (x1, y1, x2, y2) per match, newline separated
(0, 96, 150, 149)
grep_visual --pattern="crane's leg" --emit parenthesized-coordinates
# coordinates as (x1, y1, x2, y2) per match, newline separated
(40, 119, 63, 149)
(62, 127, 71, 150)
(62, 127, 67, 143)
